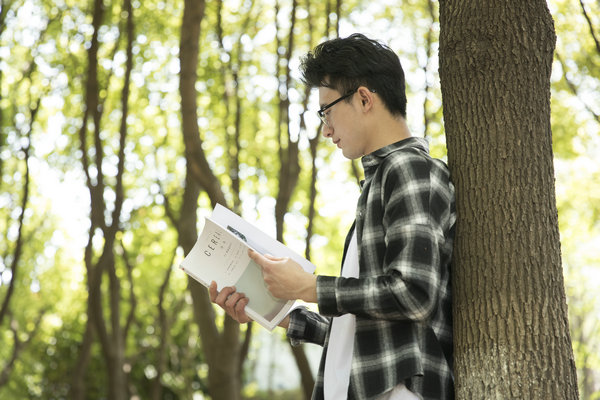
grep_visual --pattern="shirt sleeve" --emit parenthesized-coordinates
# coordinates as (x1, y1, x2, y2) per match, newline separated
(316, 153, 450, 322)
(286, 307, 331, 347)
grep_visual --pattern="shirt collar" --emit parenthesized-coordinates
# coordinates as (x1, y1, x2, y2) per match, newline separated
(361, 137, 429, 182)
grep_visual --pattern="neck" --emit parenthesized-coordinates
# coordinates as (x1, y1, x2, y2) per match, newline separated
(366, 113, 412, 154)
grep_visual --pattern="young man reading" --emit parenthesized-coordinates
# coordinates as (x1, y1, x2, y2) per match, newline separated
(210, 33, 456, 400)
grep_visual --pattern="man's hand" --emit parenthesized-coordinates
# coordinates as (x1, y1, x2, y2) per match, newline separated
(248, 249, 318, 303)
(209, 282, 291, 330)
(208, 281, 252, 324)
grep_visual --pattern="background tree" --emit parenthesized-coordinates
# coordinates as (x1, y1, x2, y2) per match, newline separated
(176, 0, 248, 399)
(439, 0, 579, 398)
(69, 0, 138, 398)
(0, 0, 57, 392)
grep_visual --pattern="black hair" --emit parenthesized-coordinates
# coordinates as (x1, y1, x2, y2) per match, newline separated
(300, 33, 407, 118)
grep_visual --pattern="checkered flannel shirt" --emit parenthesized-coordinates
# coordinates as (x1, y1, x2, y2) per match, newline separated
(287, 137, 456, 400)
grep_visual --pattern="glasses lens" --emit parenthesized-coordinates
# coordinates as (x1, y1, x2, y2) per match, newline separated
(317, 89, 357, 127)
(318, 112, 328, 126)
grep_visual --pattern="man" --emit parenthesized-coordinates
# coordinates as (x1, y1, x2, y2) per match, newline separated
(210, 33, 456, 400)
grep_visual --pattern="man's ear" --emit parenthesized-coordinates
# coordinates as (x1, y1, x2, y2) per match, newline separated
(357, 86, 374, 110)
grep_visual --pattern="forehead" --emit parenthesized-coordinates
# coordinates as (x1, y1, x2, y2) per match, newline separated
(318, 86, 341, 106)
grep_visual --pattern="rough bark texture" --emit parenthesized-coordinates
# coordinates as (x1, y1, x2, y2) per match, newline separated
(439, 1, 579, 398)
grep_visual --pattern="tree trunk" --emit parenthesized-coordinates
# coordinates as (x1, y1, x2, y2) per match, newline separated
(274, 0, 301, 243)
(70, 0, 105, 397)
(179, 1, 242, 399)
(70, 0, 133, 398)
(180, 0, 226, 209)
(439, 1, 579, 398)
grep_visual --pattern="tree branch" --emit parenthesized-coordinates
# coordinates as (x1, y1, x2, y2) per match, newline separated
(555, 51, 600, 124)
(151, 249, 177, 400)
(422, 0, 436, 138)
(0, 98, 38, 326)
(119, 241, 137, 342)
(0, 309, 47, 387)
(579, 0, 600, 55)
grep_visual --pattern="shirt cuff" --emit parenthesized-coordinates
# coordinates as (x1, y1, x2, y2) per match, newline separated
(286, 307, 329, 347)
(286, 307, 308, 346)
(316, 275, 340, 316)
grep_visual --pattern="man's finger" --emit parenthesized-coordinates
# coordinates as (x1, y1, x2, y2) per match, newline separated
(225, 291, 245, 309)
(214, 285, 236, 306)
(248, 248, 263, 262)
(264, 253, 286, 262)
(248, 249, 285, 266)
(234, 297, 251, 322)
(208, 281, 218, 302)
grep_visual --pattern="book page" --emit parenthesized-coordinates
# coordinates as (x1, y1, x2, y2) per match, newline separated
(210, 204, 316, 274)
(180, 218, 250, 289)
(180, 215, 296, 330)
(233, 259, 288, 322)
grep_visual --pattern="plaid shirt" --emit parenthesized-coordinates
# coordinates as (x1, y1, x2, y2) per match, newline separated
(287, 138, 456, 400)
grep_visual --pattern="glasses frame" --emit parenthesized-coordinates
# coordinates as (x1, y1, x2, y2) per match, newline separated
(317, 88, 358, 127)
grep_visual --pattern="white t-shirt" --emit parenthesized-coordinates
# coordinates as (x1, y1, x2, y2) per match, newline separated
(323, 231, 359, 399)
(323, 231, 418, 400)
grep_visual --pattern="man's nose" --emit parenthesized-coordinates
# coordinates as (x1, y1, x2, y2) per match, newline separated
(322, 123, 333, 137)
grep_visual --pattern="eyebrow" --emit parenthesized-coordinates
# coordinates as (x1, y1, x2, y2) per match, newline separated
(319, 94, 335, 109)
(319, 98, 330, 109)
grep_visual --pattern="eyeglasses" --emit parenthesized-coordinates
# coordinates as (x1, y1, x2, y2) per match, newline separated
(317, 89, 358, 127)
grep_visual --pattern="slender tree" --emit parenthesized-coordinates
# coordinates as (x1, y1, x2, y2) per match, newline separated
(439, 1, 579, 398)
(70, 0, 134, 398)
(274, 0, 301, 243)
(70, 0, 107, 397)
(0, 4, 59, 386)
(0, 98, 42, 388)
(178, 1, 246, 399)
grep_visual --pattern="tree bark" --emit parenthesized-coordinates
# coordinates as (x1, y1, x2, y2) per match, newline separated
(70, 0, 106, 397)
(179, 1, 243, 399)
(180, 0, 226, 209)
(274, 0, 300, 243)
(439, 1, 579, 398)
(102, 1, 134, 397)
(70, 0, 133, 398)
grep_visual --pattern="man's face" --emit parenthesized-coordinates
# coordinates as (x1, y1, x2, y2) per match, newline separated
(318, 86, 368, 160)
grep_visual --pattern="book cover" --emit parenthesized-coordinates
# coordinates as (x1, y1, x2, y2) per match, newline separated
(180, 204, 316, 330)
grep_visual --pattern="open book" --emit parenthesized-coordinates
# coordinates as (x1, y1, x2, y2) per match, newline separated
(180, 204, 316, 331)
